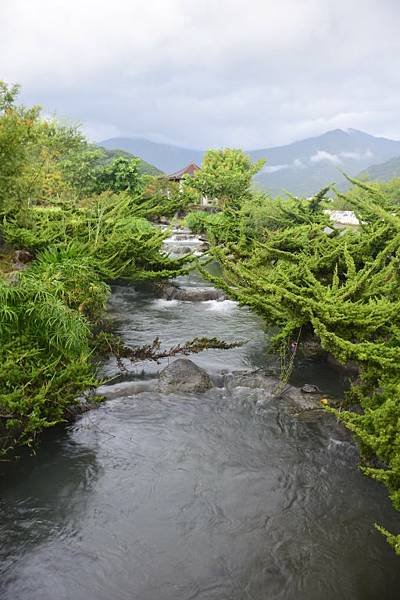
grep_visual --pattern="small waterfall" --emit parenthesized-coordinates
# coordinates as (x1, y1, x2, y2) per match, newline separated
(163, 227, 208, 256)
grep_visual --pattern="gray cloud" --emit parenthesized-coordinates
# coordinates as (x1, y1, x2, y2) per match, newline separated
(1, 0, 400, 148)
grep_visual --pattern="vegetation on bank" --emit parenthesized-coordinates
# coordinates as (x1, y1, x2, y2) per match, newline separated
(184, 152, 400, 554)
(0, 82, 191, 452)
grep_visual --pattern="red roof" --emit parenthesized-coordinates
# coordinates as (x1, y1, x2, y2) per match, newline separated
(167, 162, 200, 180)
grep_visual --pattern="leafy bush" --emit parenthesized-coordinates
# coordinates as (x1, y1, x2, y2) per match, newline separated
(185, 211, 210, 233)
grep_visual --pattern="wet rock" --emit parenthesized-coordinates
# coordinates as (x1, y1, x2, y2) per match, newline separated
(223, 370, 323, 412)
(159, 359, 212, 393)
(280, 384, 323, 411)
(160, 284, 225, 302)
(224, 370, 278, 394)
(229, 386, 269, 410)
(301, 383, 320, 393)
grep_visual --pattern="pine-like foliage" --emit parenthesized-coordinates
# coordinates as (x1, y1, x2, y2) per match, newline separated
(199, 182, 400, 553)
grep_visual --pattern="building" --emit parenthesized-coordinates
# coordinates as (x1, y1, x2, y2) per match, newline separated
(167, 162, 201, 182)
(167, 162, 210, 207)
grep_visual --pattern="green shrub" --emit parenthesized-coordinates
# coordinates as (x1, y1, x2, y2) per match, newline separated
(185, 211, 210, 233)
(200, 181, 400, 553)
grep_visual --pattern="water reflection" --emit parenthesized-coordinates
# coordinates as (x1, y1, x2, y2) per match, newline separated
(0, 427, 100, 590)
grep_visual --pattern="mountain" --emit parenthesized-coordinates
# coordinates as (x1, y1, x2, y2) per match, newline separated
(356, 155, 400, 182)
(100, 138, 203, 175)
(100, 129, 400, 196)
(99, 147, 162, 176)
(252, 129, 400, 196)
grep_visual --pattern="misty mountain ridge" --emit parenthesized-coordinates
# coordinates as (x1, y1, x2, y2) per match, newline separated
(356, 155, 400, 183)
(100, 129, 400, 197)
(100, 137, 204, 175)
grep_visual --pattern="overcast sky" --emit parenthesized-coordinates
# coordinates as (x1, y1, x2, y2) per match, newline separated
(1, 0, 400, 149)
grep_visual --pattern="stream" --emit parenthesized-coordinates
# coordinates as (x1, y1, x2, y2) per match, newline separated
(1, 230, 399, 599)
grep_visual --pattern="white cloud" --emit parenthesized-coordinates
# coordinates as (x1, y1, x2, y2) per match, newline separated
(339, 150, 374, 160)
(263, 164, 289, 173)
(293, 158, 306, 169)
(310, 151, 342, 165)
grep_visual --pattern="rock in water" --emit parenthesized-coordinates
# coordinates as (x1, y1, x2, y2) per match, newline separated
(224, 370, 278, 394)
(159, 359, 212, 393)
(159, 284, 225, 302)
(280, 385, 322, 410)
(301, 383, 320, 393)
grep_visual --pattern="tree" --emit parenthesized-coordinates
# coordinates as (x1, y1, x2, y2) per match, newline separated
(0, 81, 20, 111)
(92, 156, 144, 195)
(0, 81, 42, 214)
(186, 148, 265, 208)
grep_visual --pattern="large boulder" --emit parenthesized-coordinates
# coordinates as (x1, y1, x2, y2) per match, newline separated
(160, 284, 225, 302)
(159, 359, 212, 393)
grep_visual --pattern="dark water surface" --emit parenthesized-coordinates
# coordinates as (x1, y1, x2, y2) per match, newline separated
(1, 267, 399, 599)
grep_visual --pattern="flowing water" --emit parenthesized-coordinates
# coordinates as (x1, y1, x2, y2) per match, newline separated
(1, 231, 399, 599)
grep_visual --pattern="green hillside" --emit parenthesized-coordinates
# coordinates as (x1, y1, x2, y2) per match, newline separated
(99, 147, 163, 176)
(358, 155, 400, 182)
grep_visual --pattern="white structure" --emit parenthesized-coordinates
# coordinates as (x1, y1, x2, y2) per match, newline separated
(325, 210, 360, 227)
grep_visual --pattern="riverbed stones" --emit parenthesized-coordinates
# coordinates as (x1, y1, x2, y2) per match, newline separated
(159, 358, 212, 393)
(222, 370, 323, 411)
